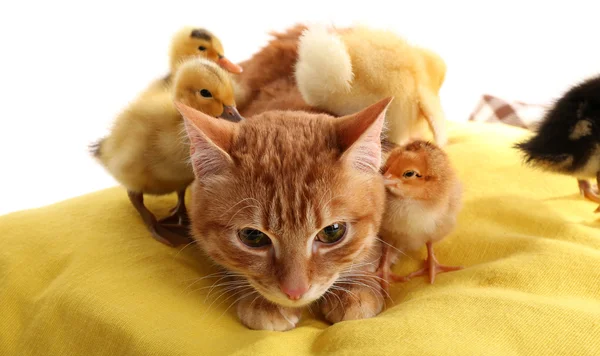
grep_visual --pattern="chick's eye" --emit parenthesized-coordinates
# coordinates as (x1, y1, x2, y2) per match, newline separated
(316, 222, 347, 244)
(403, 170, 416, 178)
(238, 228, 271, 248)
(198, 46, 207, 51)
(199, 89, 212, 98)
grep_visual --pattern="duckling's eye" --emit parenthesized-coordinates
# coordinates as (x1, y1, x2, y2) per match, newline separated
(403, 170, 416, 178)
(198, 46, 207, 51)
(199, 89, 212, 98)
(316, 222, 347, 244)
(238, 228, 272, 248)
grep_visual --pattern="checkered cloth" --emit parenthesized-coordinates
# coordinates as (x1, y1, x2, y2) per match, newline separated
(468, 94, 549, 130)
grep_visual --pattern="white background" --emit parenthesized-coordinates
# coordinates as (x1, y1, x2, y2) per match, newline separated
(0, 0, 598, 215)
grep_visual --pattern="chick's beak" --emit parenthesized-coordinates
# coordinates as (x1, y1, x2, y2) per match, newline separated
(220, 105, 244, 123)
(218, 56, 243, 74)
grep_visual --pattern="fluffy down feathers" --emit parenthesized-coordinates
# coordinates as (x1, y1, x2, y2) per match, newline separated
(295, 25, 448, 147)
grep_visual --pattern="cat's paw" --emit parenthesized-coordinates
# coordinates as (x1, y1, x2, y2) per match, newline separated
(320, 279, 385, 324)
(237, 296, 302, 331)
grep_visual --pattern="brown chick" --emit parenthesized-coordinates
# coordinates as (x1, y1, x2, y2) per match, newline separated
(90, 58, 244, 247)
(377, 141, 463, 289)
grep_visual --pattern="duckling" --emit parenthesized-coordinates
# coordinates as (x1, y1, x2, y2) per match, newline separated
(295, 25, 448, 147)
(90, 58, 244, 246)
(168, 26, 243, 75)
(514, 74, 600, 211)
(140, 27, 243, 100)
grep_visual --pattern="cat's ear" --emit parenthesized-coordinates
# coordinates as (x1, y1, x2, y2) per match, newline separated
(335, 97, 393, 173)
(175, 101, 236, 178)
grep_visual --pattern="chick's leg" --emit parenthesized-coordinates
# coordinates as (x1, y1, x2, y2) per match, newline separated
(158, 189, 189, 226)
(127, 191, 192, 247)
(392, 241, 462, 284)
(375, 242, 409, 293)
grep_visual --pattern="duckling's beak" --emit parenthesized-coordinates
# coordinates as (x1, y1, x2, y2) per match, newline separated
(220, 105, 244, 123)
(218, 56, 243, 74)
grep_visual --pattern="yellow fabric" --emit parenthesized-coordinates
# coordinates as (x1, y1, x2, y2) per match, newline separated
(1, 121, 600, 356)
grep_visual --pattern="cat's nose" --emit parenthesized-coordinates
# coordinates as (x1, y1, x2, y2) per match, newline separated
(280, 283, 310, 300)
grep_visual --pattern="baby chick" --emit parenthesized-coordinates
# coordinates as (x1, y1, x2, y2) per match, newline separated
(295, 25, 448, 147)
(377, 141, 463, 288)
(514, 74, 600, 210)
(91, 58, 244, 246)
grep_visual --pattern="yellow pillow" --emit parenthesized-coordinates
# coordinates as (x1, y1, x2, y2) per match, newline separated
(1, 122, 599, 355)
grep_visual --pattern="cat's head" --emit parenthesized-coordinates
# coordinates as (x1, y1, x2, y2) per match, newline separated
(177, 98, 391, 308)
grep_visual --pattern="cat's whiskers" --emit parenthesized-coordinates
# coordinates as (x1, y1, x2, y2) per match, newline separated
(187, 279, 249, 297)
(200, 286, 255, 326)
(375, 236, 414, 260)
(216, 286, 256, 307)
(330, 284, 360, 304)
(315, 186, 331, 210)
(343, 258, 379, 272)
(322, 290, 344, 319)
(183, 270, 233, 291)
(330, 283, 370, 318)
(204, 276, 247, 302)
(278, 304, 299, 328)
(340, 270, 386, 282)
(338, 275, 390, 302)
(249, 294, 262, 309)
(339, 259, 392, 303)
(182, 270, 230, 283)
(175, 239, 198, 257)
(318, 192, 348, 220)
(217, 289, 259, 322)
(204, 282, 253, 314)
(225, 204, 261, 228)
(221, 197, 265, 218)
(306, 302, 315, 317)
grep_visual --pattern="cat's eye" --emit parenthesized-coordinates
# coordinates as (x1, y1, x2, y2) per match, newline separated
(199, 89, 212, 98)
(198, 46, 207, 51)
(238, 228, 272, 248)
(316, 222, 347, 244)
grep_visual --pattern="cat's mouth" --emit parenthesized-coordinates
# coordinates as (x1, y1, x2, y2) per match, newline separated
(247, 275, 338, 308)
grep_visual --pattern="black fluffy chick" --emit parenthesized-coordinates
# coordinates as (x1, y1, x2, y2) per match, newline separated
(514, 74, 600, 209)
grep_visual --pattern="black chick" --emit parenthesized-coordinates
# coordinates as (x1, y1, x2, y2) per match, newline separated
(514, 74, 600, 211)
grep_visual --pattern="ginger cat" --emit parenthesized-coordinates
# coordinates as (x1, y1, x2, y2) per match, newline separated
(177, 97, 392, 331)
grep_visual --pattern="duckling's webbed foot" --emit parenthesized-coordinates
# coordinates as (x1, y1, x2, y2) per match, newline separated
(127, 191, 193, 247)
(577, 179, 600, 208)
(158, 189, 189, 226)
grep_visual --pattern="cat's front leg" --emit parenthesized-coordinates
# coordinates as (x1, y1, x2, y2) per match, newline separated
(319, 274, 385, 324)
(237, 294, 302, 331)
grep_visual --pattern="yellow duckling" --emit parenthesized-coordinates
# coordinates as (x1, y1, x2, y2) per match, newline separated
(169, 26, 243, 75)
(91, 58, 244, 246)
(141, 26, 243, 100)
(295, 25, 448, 147)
